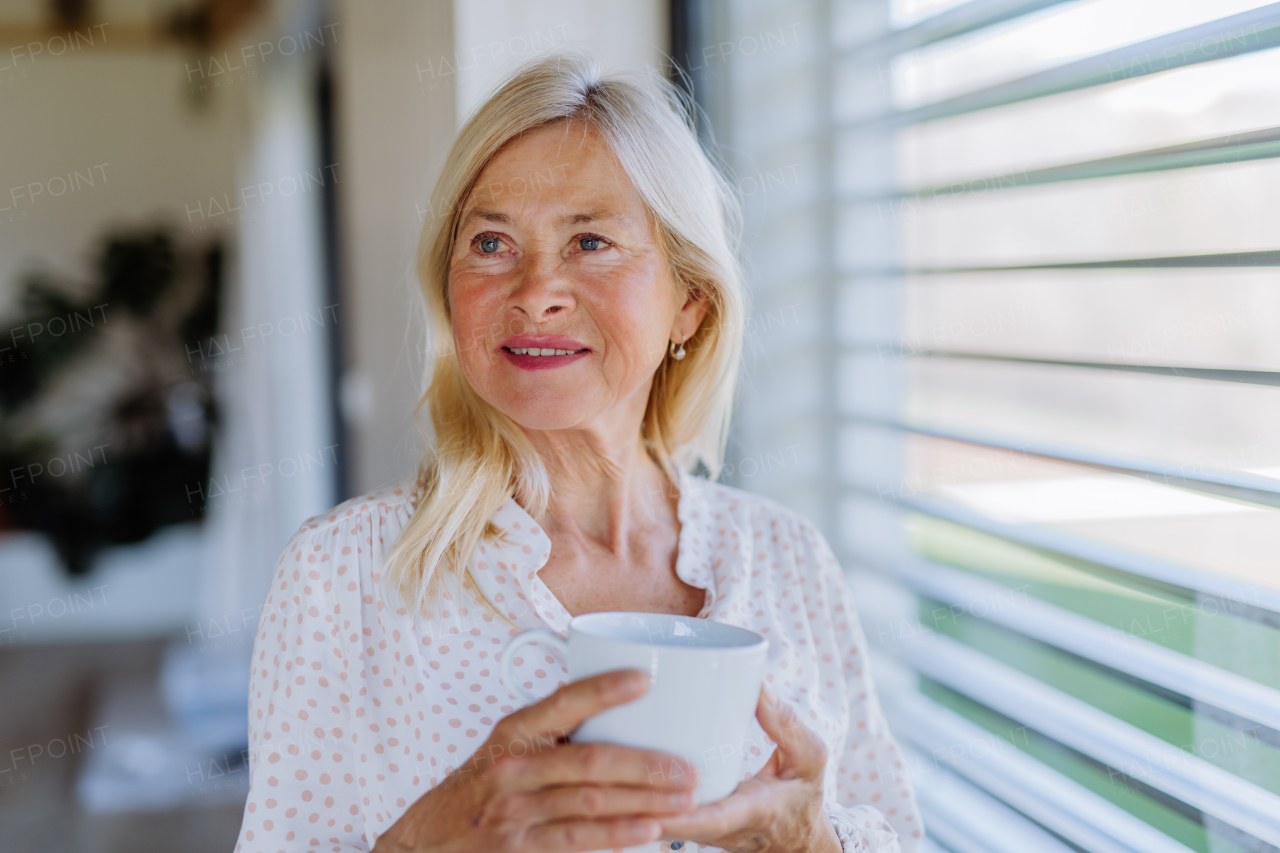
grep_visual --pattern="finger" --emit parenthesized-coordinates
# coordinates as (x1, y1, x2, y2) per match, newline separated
(754, 686, 828, 780)
(502, 668, 649, 744)
(525, 816, 662, 853)
(504, 784, 696, 822)
(657, 778, 770, 840)
(499, 741, 698, 793)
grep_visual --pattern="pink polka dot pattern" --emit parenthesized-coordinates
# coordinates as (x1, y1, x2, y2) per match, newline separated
(232, 470, 921, 853)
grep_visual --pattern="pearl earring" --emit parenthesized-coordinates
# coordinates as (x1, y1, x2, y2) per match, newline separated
(669, 337, 686, 360)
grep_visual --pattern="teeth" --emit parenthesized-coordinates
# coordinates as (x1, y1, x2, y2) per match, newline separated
(509, 347, 580, 356)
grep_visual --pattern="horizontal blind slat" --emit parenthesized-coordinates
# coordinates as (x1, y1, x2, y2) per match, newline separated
(840, 249, 1280, 275)
(844, 487, 1280, 627)
(903, 744, 1082, 853)
(846, 415, 1280, 508)
(871, 556, 1280, 741)
(841, 0, 1073, 59)
(842, 3, 1280, 130)
(846, 126, 1280, 204)
(862, 348, 1280, 388)
(876, 679, 1201, 853)
(893, 632, 1280, 848)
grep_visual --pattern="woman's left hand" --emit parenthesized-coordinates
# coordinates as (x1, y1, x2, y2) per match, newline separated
(655, 686, 843, 853)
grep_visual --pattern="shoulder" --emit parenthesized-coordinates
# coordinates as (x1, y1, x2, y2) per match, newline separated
(277, 477, 419, 564)
(263, 479, 421, 633)
(680, 473, 839, 581)
(689, 478, 853, 622)
(296, 478, 419, 537)
(690, 477, 825, 539)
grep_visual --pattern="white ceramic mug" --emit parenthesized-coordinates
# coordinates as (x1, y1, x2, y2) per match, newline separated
(499, 611, 769, 805)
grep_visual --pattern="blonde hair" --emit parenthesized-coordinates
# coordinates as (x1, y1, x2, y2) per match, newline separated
(385, 52, 746, 617)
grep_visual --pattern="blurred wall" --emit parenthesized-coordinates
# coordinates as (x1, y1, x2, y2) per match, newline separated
(331, 0, 454, 496)
(0, 12, 245, 314)
(453, 0, 668, 117)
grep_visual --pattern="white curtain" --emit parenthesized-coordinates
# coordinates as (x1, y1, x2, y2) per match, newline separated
(177, 2, 338, 758)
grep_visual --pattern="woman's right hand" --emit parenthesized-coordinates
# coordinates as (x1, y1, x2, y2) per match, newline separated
(373, 668, 699, 853)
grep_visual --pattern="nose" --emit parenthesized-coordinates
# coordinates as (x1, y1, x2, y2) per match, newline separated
(507, 253, 575, 323)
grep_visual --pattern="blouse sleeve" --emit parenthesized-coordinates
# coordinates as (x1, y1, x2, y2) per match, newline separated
(233, 519, 368, 853)
(797, 519, 924, 853)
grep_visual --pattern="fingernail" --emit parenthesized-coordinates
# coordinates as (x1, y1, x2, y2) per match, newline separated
(613, 670, 645, 694)
(762, 685, 777, 706)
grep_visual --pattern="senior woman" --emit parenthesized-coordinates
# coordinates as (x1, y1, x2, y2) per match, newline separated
(233, 54, 920, 853)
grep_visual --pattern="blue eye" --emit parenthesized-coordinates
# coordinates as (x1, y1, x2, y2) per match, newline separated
(579, 236, 602, 251)
(479, 236, 501, 253)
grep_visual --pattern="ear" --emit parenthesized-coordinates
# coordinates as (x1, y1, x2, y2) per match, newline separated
(671, 286, 711, 343)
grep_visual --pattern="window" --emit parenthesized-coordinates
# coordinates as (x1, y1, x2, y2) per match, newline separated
(691, 1, 1280, 850)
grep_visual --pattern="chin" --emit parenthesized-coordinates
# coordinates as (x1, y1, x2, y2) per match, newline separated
(496, 395, 599, 432)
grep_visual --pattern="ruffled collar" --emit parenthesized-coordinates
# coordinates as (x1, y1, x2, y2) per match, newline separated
(466, 466, 720, 637)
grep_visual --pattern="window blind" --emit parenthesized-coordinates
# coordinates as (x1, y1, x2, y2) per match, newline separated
(690, 1, 1280, 851)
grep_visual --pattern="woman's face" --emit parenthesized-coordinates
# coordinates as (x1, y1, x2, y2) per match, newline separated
(448, 121, 706, 434)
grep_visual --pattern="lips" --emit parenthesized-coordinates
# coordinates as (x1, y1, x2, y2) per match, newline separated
(499, 335, 590, 371)
(505, 346, 583, 356)
(501, 335, 588, 353)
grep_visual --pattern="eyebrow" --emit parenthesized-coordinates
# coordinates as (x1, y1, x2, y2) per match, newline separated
(558, 209, 619, 226)
(460, 209, 511, 226)
(457, 208, 624, 229)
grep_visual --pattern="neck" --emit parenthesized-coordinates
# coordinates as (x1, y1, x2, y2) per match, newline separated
(524, 428, 677, 555)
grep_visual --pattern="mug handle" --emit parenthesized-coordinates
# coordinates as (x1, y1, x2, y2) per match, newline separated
(500, 628, 569, 706)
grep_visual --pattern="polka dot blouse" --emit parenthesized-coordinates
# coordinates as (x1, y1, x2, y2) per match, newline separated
(232, 467, 922, 853)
